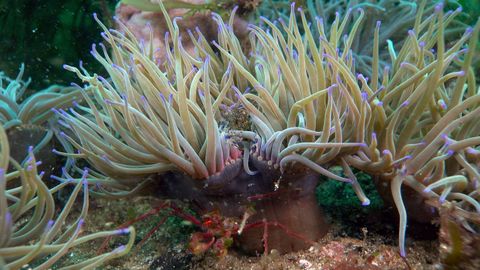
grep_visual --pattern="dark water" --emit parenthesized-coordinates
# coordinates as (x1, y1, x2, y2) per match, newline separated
(0, 0, 117, 90)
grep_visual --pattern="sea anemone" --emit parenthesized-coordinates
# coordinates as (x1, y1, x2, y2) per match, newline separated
(58, 16, 241, 180)
(57, 0, 480, 257)
(0, 124, 135, 269)
(260, 0, 468, 75)
(0, 64, 81, 130)
(0, 64, 83, 175)
(235, 1, 480, 257)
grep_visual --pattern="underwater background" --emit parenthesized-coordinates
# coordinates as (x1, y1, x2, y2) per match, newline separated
(1, 0, 480, 269)
(1, 0, 478, 90)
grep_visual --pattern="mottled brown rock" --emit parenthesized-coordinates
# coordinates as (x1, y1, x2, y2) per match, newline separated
(115, 0, 250, 65)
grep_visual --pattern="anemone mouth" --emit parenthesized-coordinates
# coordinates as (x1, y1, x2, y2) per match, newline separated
(201, 158, 243, 195)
